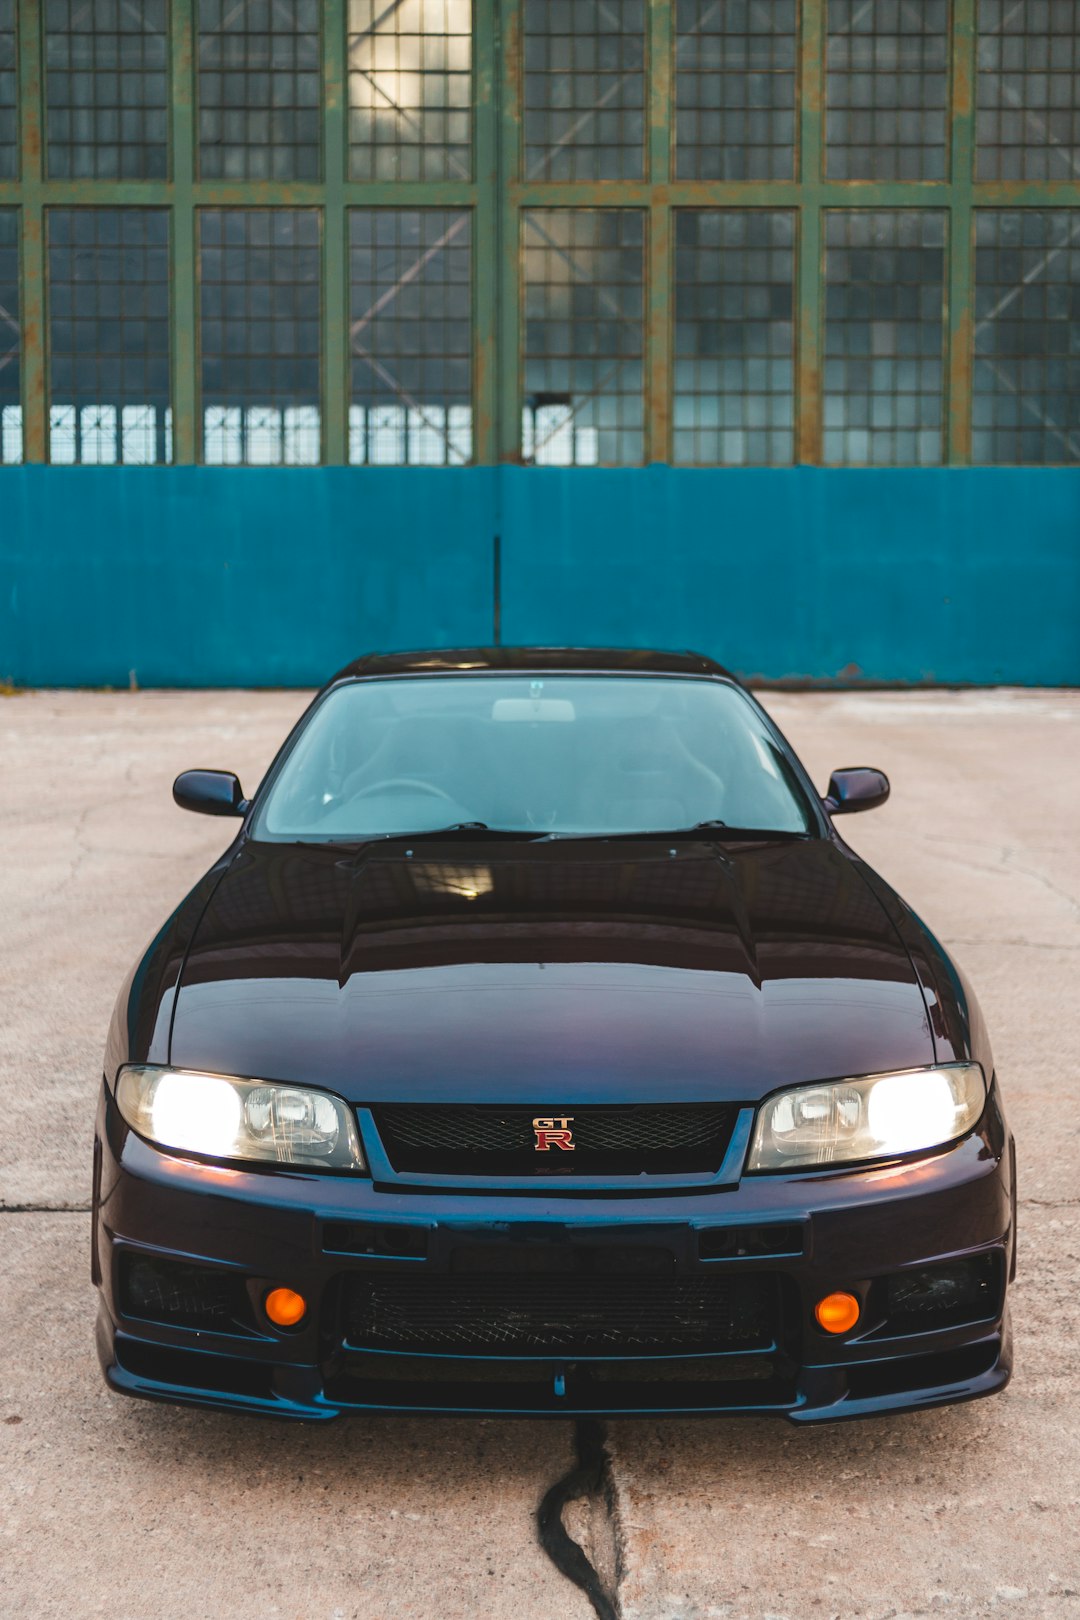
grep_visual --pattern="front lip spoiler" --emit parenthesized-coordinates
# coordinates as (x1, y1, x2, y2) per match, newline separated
(99, 1312, 1011, 1426)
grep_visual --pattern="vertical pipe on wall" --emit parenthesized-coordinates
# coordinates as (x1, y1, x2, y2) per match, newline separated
(646, 0, 673, 465)
(170, 0, 198, 465)
(795, 0, 825, 466)
(323, 0, 347, 465)
(17, 0, 45, 462)
(947, 0, 977, 466)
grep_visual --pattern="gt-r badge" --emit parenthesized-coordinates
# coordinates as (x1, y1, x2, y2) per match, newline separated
(532, 1116, 575, 1151)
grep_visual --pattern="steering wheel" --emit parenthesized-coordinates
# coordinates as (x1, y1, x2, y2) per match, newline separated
(346, 777, 460, 804)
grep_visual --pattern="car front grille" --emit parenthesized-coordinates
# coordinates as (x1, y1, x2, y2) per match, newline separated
(340, 1269, 778, 1356)
(370, 1102, 736, 1176)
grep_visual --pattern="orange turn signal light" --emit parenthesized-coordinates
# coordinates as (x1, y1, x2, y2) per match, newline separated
(814, 1291, 861, 1335)
(265, 1286, 307, 1328)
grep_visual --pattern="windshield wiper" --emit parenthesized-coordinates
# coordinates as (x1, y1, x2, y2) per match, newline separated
(287, 821, 809, 848)
(535, 822, 810, 844)
(323, 822, 547, 845)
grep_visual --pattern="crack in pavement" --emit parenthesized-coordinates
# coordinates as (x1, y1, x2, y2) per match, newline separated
(538, 1418, 623, 1620)
(895, 828, 1080, 913)
(0, 1204, 91, 1213)
(1001, 845, 1080, 919)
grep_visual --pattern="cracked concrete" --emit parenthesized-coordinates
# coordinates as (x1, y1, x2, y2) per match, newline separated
(1, 687, 1078, 1619)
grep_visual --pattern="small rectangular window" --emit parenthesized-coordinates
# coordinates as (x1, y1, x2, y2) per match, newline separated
(523, 0, 645, 181)
(973, 211, 1080, 464)
(0, 208, 20, 463)
(349, 209, 472, 466)
(44, 0, 169, 180)
(673, 210, 795, 466)
(199, 208, 321, 465)
(522, 209, 645, 467)
(0, 0, 16, 180)
(47, 209, 171, 465)
(976, 1, 1080, 181)
(674, 0, 796, 181)
(823, 211, 946, 467)
(826, 0, 949, 180)
(347, 0, 472, 182)
(198, 0, 321, 181)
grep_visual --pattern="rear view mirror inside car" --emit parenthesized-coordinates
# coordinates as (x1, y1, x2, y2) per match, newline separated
(491, 698, 576, 722)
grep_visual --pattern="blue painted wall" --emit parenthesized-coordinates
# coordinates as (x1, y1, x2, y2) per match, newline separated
(1, 464, 1078, 686)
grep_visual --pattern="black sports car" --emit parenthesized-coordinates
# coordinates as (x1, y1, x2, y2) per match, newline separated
(93, 648, 1014, 1422)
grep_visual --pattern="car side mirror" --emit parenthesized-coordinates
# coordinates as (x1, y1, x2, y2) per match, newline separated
(173, 769, 249, 817)
(824, 767, 890, 815)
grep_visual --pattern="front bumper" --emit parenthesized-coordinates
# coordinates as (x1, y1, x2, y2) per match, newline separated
(93, 1082, 1015, 1423)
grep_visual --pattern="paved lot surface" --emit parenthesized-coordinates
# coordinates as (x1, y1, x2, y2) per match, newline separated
(2, 688, 1078, 1619)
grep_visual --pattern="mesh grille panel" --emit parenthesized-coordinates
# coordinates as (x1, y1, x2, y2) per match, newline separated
(372, 1102, 735, 1175)
(341, 1270, 778, 1355)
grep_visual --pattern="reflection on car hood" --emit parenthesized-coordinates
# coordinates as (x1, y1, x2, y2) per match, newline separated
(170, 838, 933, 1104)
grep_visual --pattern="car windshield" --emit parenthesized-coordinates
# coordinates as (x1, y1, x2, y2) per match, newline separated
(253, 674, 816, 841)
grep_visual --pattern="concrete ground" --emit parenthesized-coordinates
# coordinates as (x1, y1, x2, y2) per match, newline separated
(1, 687, 1078, 1620)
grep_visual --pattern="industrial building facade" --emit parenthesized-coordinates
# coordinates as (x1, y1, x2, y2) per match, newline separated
(0, 1, 1078, 685)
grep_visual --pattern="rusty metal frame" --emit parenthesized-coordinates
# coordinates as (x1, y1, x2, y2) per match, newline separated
(0, 0, 1079, 465)
(15, 0, 43, 462)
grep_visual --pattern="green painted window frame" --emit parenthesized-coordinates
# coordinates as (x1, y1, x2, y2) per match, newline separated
(0, 0, 1078, 465)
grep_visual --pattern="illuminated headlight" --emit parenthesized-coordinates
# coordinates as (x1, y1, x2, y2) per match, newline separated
(114, 1065, 367, 1171)
(747, 1064, 987, 1172)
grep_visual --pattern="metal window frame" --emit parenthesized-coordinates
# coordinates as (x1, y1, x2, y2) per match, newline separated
(820, 203, 951, 468)
(0, 0, 1078, 466)
(196, 201, 326, 466)
(42, 0, 171, 184)
(195, 0, 324, 186)
(44, 200, 174, 463)
(669, 204, 799, 469)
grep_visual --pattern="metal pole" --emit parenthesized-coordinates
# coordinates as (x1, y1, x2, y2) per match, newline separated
(17, 0, 45, 462)
(170, 0, 197, 464)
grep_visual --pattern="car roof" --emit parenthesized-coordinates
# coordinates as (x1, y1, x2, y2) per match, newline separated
(327, 646, 739, 685)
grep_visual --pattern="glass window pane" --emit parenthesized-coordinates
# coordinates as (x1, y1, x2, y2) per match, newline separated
(198, 0, 321, 182)
(46, 209, 172, 466)
(976, 1, 1080, 181)
(973, 210, 1080, 464)
(347, 0, 472, 182)
(348, 208, 472, 467)
(674, 0, 796, 182)
(45, 0, 169, 180)
(523, 0, 645, 182)
(0, 0, 16, 180)
(522, 209, 644, 467)
(199, 208, 322, 466)
(826, 0, 949, 180)
(673, 210, 794, 466)
(823, 211, 946, 467)
(0, 208, 20, 463)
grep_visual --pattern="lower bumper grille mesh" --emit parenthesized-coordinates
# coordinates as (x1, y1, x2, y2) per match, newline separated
(341, 1271, 778, 1356)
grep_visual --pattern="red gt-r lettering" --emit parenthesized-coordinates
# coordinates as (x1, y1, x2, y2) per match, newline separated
(532, 1116, 575, 1151)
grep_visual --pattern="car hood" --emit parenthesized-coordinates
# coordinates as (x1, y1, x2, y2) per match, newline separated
(168, 837, 934, 1105)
